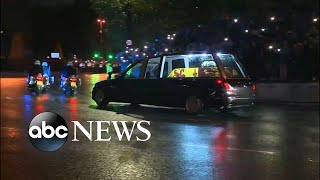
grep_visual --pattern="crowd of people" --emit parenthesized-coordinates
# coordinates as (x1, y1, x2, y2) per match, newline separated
(182, 16, 319, 81)
(117, 13, 318, 81)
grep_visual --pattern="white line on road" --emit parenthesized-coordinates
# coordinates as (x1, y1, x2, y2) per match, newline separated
(185, 144, 276, 155)
(0, 97, 14, 100)
(224, 147, 276, 155)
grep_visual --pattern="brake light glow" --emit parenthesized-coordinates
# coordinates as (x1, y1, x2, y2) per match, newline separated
(252, 83, 256, 93)
(36, 77, 43, 81)
(216, 79, 223, 84)
(70, 78, 77, 82)
(223, 82, 236, 94)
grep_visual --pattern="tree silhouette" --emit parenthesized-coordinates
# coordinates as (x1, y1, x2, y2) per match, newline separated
(54, 41, 64, 60)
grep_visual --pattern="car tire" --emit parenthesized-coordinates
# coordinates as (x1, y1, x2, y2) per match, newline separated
(185, 96, 204, 114)
(35, 86, 42, 95)
(130, 103, 141, 108)
(35, 89, 40, 96)
(69, 89, 74, 96)
(94, 90, 109, 107)
(219, 107, 228, 113)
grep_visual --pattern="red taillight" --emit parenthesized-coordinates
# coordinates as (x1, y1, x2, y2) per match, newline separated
(216, 79, 223, 84)
(223, 82, 236, 94)
(36, 77, 43, 81)
(70, 78, 77, 82)
(252, 83, 256, 93)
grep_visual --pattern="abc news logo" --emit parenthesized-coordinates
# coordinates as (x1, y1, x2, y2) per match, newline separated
(28, 112, 151, 152)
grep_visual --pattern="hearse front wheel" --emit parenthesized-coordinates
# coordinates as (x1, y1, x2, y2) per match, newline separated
(94, 90, 109, 107)
(185, 96, 204, 114)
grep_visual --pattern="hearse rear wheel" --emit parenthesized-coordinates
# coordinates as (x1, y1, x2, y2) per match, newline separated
(219, 106, 228, 113)
(130, 102, 141, 108)
(94, 90, 109, 107)
(185, 96, 204, 114)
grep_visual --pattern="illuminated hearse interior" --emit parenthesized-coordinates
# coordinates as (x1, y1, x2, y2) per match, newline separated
(124, 53, 248, 79)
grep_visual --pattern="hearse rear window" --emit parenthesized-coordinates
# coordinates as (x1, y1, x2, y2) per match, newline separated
(217, 54, 247, 78)
(164, 54, 221, 78)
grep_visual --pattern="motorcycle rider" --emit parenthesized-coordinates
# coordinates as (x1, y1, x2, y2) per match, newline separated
(28, 60, 43, 76)
(27, 60, 43, 84)
(42, 62, 51, 77)
(60, 61, 77, 88)
(41, 61, 52, 85)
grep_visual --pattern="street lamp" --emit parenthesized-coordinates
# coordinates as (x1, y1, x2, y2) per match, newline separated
(97, 18, 106, 33)
(224, 37, 229, 41)
(97, 18, 106, 56)
(313, 18, 318, 22)
(270, 16, 275, 21)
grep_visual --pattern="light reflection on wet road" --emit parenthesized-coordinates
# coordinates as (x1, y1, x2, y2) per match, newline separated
(1, 73, 319, 180)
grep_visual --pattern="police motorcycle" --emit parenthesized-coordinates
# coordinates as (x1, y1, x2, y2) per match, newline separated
(27, 61, 53, 95)
(60, 75, 81, 96)
(60, 62, 81, 96)
(27, 73, 50, 95)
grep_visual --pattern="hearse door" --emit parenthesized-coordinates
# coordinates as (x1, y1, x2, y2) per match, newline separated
(157, 57, 188, 107)
(140, 57, 165, 105)
(119, 61, 147, 103)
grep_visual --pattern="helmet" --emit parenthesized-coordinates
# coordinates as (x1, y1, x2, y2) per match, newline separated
(41, 62, 48, 66)
(34, 60, 41, 65)
(67, 61, 73, 66)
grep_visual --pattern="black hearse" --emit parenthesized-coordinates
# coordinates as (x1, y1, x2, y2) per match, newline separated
(92, 52, 255, 114)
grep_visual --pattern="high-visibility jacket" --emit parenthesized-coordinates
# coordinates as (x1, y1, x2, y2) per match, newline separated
(126, 64, 132, 76)
(106, 64, 113, 73)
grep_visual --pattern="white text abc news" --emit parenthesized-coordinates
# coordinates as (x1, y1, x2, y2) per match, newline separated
(29, 121, 151, 141)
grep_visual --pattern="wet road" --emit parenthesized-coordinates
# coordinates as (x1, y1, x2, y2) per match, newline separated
(1, 73, 319, 180)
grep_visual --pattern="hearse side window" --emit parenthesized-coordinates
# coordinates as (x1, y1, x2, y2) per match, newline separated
(172, 59, 185, 69)
(124, 62, 143, 79)
(145, 57, 161, 79)
(167, 54, 221, 78)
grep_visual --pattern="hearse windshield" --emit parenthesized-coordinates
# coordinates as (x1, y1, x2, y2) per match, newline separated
(163, 54, 221, 78)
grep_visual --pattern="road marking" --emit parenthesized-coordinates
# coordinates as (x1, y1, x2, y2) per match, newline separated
(186, 143, 277, 155)
(1, 127, 23, 131)
(0, 96, 14, 100)
(224, 147, 276, 155)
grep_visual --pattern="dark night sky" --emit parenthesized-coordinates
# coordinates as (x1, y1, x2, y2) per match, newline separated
(1, 0, 318, 58)
(1, 0, 97, 58)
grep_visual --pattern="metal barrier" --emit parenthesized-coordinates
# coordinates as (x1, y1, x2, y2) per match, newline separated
(256, 83, 319, 103)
